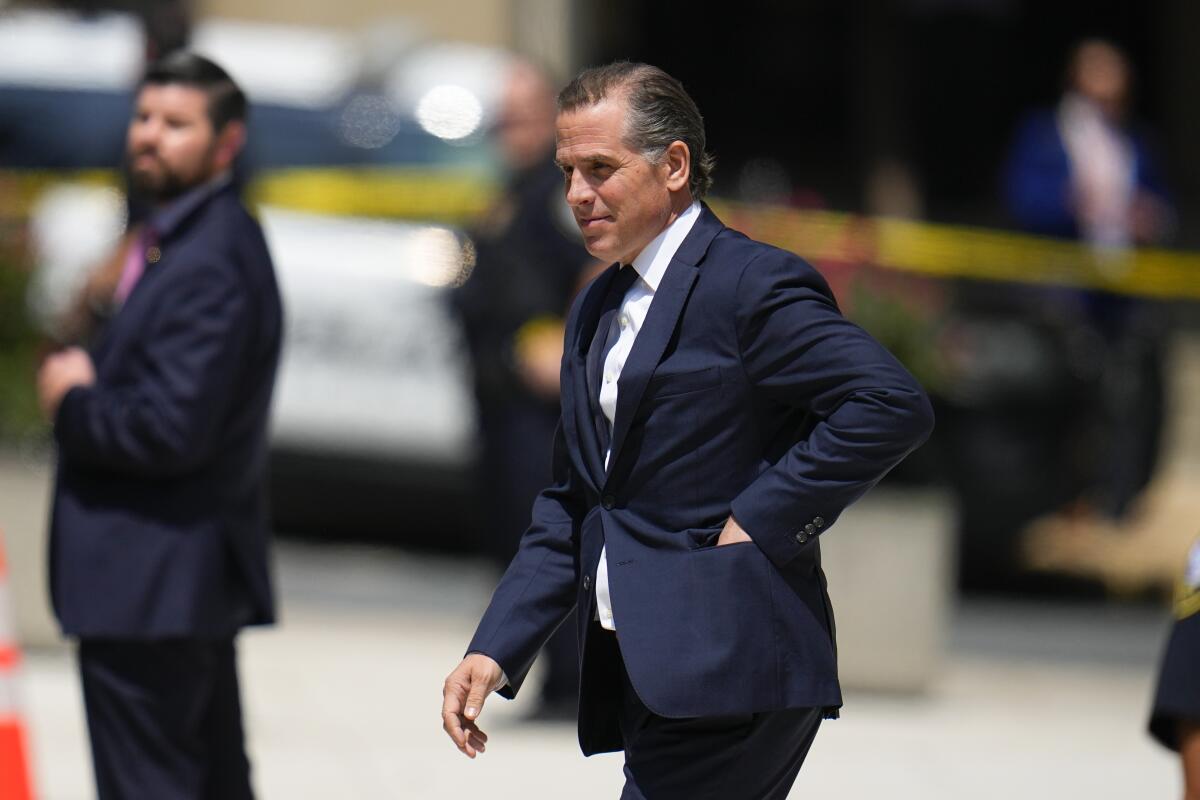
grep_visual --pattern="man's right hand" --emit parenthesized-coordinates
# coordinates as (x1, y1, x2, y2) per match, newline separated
(441, 653, 504, 758)
(36, 347, 96, 421)
(1182, 720, 1200, 800)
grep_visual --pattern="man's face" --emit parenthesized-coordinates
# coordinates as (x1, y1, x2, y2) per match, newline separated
(1072, 42, 1129, 121)
(126, 84, 220, 201)
(555, 97, 674, 265)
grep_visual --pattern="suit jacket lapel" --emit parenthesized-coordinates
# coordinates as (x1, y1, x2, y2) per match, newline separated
(604, 259, 696, 478)
(605, 204, 724, 480)
(90, 242, 167, 365)
(567, 263, 620, 486)
(90, 184, 236, 364)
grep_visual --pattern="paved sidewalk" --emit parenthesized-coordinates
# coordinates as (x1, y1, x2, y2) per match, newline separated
(21, 542, 1182, 799)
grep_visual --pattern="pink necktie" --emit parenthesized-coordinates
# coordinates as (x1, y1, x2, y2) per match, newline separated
(113, 227, 156, 306)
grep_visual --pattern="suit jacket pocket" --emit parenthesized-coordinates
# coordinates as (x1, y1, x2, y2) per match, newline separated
(684, 540, 776, 686)
(685, 525, 726, 549)
(645, 365, 721, 399)
(690, 539, 759, 554)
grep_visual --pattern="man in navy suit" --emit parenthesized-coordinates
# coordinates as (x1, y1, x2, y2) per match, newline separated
(441, 61, 934, 798)
(36, 52, 281, 800)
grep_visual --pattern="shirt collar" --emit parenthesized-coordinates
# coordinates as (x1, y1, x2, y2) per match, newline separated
(629, 200, 701, 291)
(148, 171, 233, 238)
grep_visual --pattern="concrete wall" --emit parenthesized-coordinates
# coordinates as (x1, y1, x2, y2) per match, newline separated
(196, 0, 574, 77)
(198, 0, 508, 42)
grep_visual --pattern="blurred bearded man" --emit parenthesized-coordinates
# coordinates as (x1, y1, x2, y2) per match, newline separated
(36, 52, 282, 800)
(441, 61, 933, 798)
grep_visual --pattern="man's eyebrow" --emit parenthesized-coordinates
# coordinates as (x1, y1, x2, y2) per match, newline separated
(555, 153, 614, 170)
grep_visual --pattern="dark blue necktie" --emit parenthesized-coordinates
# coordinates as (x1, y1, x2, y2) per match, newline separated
(586, 265, 640, 458)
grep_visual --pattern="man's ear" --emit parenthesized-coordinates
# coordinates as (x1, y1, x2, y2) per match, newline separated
(212, 120, 247, 173)
(663, 140, 691, 193)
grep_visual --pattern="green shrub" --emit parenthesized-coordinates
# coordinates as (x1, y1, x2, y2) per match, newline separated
(0, 254, 46, 442)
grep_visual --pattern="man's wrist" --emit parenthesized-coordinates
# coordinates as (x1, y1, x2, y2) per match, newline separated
(465, 651, 508, 691)
(51, 384, 83, 434)
(717, 515, 753, 546)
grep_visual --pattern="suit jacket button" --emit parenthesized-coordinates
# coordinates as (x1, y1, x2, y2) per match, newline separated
(795, 532, 807, 544)
(814, 516, 825, 528)
(805, 523, 816, 535)
(601, 495, 615, 510)
(582, 576, 592, 591)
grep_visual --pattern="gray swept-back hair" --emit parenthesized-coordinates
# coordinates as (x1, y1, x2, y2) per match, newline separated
(558, 61, 715, 199)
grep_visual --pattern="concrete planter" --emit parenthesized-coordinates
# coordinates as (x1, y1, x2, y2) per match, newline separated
(820, 488, 954, 694)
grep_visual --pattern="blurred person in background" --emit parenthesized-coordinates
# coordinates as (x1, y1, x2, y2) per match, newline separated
(443, 61, 933, 797)
(453, 58, 597, 721)
(35, 52, 282, 800)
(1149, 536, 1200, 800)
(1004, 38, 1173, 522)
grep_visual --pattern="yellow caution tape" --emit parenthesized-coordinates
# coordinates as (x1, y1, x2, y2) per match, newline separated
(0, 167, 497, 225)
(1179, 590, 1200, 621)
(709, 200, 1200, 301)
(5, 168, 1198, 300)
(1, 169, 120, 214)
(247, 167, 497, 224)
(1177, 538, 1200, 620)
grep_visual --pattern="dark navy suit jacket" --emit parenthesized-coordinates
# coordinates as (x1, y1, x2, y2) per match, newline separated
(49, 181, 283, 639)
(468, 205, 934, 754)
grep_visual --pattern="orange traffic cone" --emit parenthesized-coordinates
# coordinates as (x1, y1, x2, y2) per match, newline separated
(0, 530, 35, 800)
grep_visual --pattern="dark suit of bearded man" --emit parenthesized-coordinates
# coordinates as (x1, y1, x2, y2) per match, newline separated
(442, 61, 934, 800)
(38, 53, 280, 800)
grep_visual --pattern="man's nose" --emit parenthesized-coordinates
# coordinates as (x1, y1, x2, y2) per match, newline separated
(564, 170, 592, 206)
(130, 118, 160, 149)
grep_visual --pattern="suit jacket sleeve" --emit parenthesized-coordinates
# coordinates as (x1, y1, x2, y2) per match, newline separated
(466, 417, 585, 698)
(728, 248, 935, 570)
(54, 261, 252, 478)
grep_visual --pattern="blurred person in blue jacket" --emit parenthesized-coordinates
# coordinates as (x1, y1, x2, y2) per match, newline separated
(1003, 38, 1173, 520)
(1149, 536, 1200, 800)
(35, 52, 281, 800)
(1005, 38, 1171, 248)
(453, 58, 597, 721)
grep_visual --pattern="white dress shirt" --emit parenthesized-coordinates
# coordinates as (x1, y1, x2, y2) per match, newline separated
(1057, 92, 1136, 250)
(595, 201, 701, 630)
